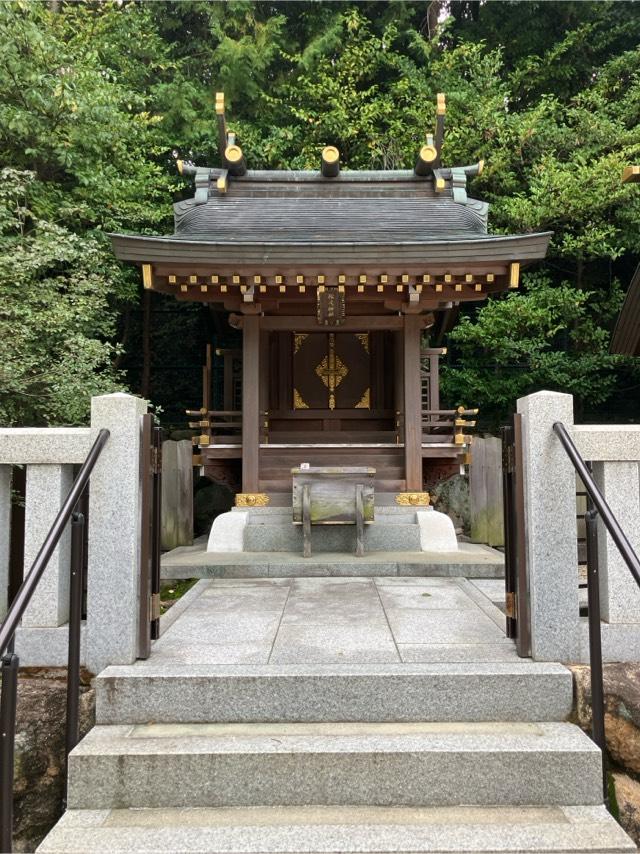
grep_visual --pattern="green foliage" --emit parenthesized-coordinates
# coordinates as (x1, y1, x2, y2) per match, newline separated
(0, 169, 124, 425)
(442, 273, 631, 426)
(1, 0, 639, 426)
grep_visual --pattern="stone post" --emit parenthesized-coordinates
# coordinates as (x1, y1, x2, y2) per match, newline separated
(22, 464, 74, 627)
(0, 465, 11, 618)
(86, 393, 148, 674)
(592, 461, 640, 623)
(517, 391, 580, 661)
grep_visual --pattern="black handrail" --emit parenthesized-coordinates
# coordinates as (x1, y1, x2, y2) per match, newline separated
(0, 428, 109, 852)
(553, 420, 640, 803)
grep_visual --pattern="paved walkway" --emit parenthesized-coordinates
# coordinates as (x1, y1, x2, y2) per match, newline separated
(154, 577, 517, 666)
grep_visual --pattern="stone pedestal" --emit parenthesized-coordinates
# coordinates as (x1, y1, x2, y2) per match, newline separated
(207, 511, 248, 552)
(417, 509, 458, 552)
(22, 464, 74, 627)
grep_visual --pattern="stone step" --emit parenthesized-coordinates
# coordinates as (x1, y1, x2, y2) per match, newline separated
(246, 509, 418, 526)
(38, 804, 636, 853)
(65, 721, 602, 810)
(243, 521, 421, 552)
(162, 553, 505, 580)
(243, 505, 418, 518)
(95, 662, 572, 725)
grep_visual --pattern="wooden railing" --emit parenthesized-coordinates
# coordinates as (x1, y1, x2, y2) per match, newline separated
(395, 405, 478, 447)
(187, 409, 242, 447)
(187, 409, 270, 447)
(422, 406, 478, 446)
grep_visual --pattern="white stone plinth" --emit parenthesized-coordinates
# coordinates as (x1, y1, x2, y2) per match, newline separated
(0, 465, 11, 618)
(22, 464, 74, 627)
(593, 461, 640, 623)
(517, 391, 580, 661)
(207, 511, 248, 552)
(86, 393, 148, 674)
(417, 508, 458, 552)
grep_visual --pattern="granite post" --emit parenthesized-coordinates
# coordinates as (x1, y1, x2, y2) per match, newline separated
(517, 391, 580, 661)
(0, 465, 11, 618)
(86, 393, 148, 674)
(592, 461, 640, 623)
(22, 464, 74, 627)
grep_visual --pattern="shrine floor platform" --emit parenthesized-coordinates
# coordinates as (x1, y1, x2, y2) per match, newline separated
(152, 576, 514, 667)
(161, 538, 505, 580)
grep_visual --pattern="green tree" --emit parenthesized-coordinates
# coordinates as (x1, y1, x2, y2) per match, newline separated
(0, 169, 124, 424)
(1, 0, 639, 427)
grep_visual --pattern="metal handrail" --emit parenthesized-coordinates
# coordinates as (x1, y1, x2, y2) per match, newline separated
(553, 420, 640, 803)
(0, 427, 109, 852)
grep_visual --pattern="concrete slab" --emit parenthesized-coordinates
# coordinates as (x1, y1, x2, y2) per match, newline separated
(383, 608, 509, 645)
(269, 623, 400, 664)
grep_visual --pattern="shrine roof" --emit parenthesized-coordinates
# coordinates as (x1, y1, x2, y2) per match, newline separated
(110, 93, 551, 269)
(111, 169, 550, 264)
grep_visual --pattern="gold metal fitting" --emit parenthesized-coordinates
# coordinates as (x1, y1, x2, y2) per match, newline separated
(395, 492, 431, 507)
(235, 493, 270, 507)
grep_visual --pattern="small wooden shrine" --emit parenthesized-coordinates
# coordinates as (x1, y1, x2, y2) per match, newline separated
(111, 93, 551, 507)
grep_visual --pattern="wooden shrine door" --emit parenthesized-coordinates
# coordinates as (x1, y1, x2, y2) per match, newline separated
(292, 332, 371, 411)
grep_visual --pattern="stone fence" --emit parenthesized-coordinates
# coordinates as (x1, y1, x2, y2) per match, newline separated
(518, 390, 640, 664)
(0, 393, 148, 674)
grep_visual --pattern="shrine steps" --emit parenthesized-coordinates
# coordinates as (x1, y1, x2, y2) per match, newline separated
(244, 515, 422, 553)
(64, 721, 602, 810)
(95, 662, 573, 725)
(38, 579, 634, 854)
(37, 804, 635, 853)
(160, 541, 506, 580)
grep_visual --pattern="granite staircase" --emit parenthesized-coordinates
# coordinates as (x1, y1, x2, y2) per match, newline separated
(39, 650, 635, 852)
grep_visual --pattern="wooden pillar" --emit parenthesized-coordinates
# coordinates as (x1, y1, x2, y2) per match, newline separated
(242, 315, 260, 494)
(403, 315, 422, 491)
(429, 354, 440, 410)
(259, 330, 269, 442)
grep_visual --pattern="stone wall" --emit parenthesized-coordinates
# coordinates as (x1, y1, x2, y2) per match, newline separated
(10, 667, 95, 853)
(571, 663, 640, 845)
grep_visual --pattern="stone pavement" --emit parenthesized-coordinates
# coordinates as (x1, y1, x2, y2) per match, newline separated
(153, 576, 516, 665)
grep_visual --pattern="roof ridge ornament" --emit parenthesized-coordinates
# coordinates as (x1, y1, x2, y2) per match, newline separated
(415, 93, 446, 177)
(321, 146, 340, 178)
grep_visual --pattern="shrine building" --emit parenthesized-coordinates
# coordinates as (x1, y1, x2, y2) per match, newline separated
(110, 93, 551, 509)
